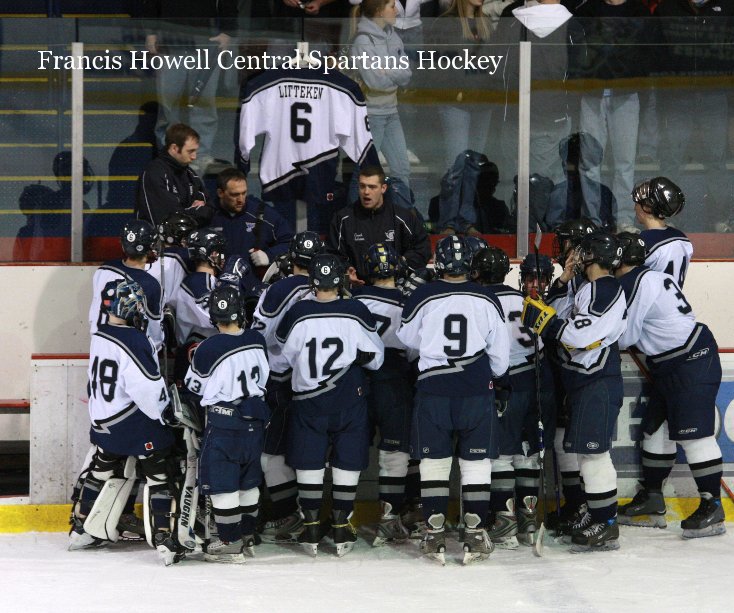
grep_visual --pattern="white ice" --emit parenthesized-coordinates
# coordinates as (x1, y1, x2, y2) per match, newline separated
(0, 525, 731, 613)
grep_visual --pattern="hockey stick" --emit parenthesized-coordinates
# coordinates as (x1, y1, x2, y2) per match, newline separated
(628, 348, 734, 502)
(530, 224, 548, 557)
(157, 234, 169, 385)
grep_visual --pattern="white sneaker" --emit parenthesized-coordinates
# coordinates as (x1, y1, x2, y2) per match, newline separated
(407, 149, 421, 165)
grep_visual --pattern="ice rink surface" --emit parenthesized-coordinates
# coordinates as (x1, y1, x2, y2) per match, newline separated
(0, 524, 731, 613)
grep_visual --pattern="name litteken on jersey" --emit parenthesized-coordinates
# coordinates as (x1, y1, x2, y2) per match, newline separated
(37, 48, 504, 75)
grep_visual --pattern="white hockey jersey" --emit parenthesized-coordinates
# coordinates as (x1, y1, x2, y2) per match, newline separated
(146, 247, 189, 312)
(176, 271, 218, 343)
(492, 284, 543, 375)
(640, 227, 692, 287)
(237, 67, 375, 195)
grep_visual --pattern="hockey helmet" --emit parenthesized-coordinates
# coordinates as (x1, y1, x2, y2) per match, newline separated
(158, 212, 197, 247)
(187, 229, 228, 271)
(364, 242, 399, 279)
(309, 253, 345, 291)
(101, 279, 148, 331)
(464, 235, 490, 259)
(470, 246, 510, 284)
(632, 176, 685, 219)
(120, 219, 159, 262)
(519, 253, 554, 295)
(209, 284, 246, 327)
(553, 217, 597, 266)
(575, 231, 622, 275)
(289, 231, 324, 268)
(434, 235, 471, 277)
(616, 231, 647, 267)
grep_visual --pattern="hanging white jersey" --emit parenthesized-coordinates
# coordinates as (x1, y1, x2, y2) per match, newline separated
(640, 227, 692, 287)
(276, 297, 384, 397)
(491, 284, 542, 375)
(87, 323, 168, 425)
(617, 266, 696, 355)
(185, 329, 270, 407)
(251, 274, 314, 378)
(352, 285, 406, 351)
(237, 67, 376, 195)
(89, 260, 164, 351)
(146, 247, 190, 312)
(176, 271, 217, 343)
(544, 275, 627, 388)
(397, 280, 510, 396)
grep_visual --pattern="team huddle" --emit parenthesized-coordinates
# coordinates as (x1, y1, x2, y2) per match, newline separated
(67, 176, 726, 566)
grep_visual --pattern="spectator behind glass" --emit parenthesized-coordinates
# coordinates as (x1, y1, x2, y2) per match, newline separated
(351, 0, 413, 190)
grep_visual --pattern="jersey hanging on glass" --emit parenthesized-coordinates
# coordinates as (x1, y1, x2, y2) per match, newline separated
(236, 67, 379, 201)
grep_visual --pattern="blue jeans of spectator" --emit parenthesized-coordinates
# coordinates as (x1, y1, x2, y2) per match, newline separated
(439, 104, 492, 171)
(369, 111, 411, 189)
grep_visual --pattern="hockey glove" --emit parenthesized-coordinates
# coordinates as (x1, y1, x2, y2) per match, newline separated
(521, 295, 557, 337)
(400, 267, 435, 298)
(161, 403, 179, 428)
(355, 350, 375, 367)
(493, 375, 511, 418)
(218, 256, 252, 288)
(249, 249, 270, 267)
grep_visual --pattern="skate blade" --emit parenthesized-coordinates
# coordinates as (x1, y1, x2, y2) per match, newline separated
(618, 514, 667, 528)
(424, 551, 445, 566)
(68, 534, 105, 551)
(300, 542, 319, 557)
(260, 533, 301, 544)
(491, 536, 519, 550)
(569, 539, 620, 554)
(244, 545, 256, 557)
(532, 523, 546, 557)
(118, 532, 146, 542)
(204, 552, 246, 564)
(462, 550, 489, 565)
(157, 545, 185, 566)
(681, 523, 726, 540)
(518, 532, 537, 546)
(335, 542, 355, 557)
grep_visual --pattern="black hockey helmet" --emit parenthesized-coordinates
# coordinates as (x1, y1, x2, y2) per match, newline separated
(470, 246, 510, 284)
(616, 231, 647, 267)
(101, 279, 148, 331)
(434, 235, 471, 277)
(553, 217, 597, 266)
(575, 230, 622, 274)
(209, 284, 246, 327)
(187, 228, 228, 271)
(158, 212, 197, 247)
(464, 235, 490, 259)
(364, 242, 399, 279)
(309, 253, 346, 291)
(632, 176, 685, 219)
(120, 219, 159, 262)
(289, 231, 324, 268)
(519, 253, 554, 295)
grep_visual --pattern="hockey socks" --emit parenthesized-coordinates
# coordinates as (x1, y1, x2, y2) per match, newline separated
(378, 450, 409, 511)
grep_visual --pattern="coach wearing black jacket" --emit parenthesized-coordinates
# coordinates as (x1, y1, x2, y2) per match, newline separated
(135, 123, 214, 228)
(328, 165, 431, 284)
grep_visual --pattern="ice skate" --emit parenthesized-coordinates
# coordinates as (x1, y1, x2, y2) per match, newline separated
(401, 500, 427, 539)
(259, 511, 304, 544)
(561, 503, 591, 544)
(517, 496, 538, 546)
(204, 538, 246, 564)
(373, 502, 409, 547)
(154, 532, 187, 566)
(420, 513, 446, 566)
(569, 518, 620, 553)
(332, 510, 358, 557)
(462, 513, 494, 565)
(68, 517, 105, 551)
(488, 499, 519, 550)
(681, 493, 726, 539)
(298, 509, 322, 557)
(117, 512, 146, 541)
(618, 487, 667, 528)
(242, 534, 257, 557)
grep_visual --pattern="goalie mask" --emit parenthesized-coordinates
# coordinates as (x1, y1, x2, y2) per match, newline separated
(187, 229, 228, 272)
(553, 217, 597, 267)
(289, 231, 324, 268)
(208, 285, 246, 327)
(309, 253, 345, 291)
(519, 253, 554, 297)
(158, 212, 197, 247)
(632, 176, 685, 219)
(616, 231, 647, 267)
(470, 246, 510, 285)
(121, 219, 159, 263)
(575, 231, 622, 277)
(365, 242, 399, 279)
(434, 235, 471, 277)
(101, 279, 148, 332)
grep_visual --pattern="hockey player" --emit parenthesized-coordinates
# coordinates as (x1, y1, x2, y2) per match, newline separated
(70, 280, 185, 565)
(614, 232, 725, 538)
(352, 243, 414, 546)
(89, 219, 164, 351)
(184, 285, 271, 562)
(250, 231, 324, 543)
(470, 247, 556, 548)
(275, 253, 385, 557)
(633, 176, 691, 287)
(522, 230, 627, 552)
(397, 235, 510, 565)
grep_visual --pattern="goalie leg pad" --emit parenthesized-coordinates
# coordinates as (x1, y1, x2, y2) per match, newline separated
(140, 448, 181, 548)
(82, 454, 136, 542)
